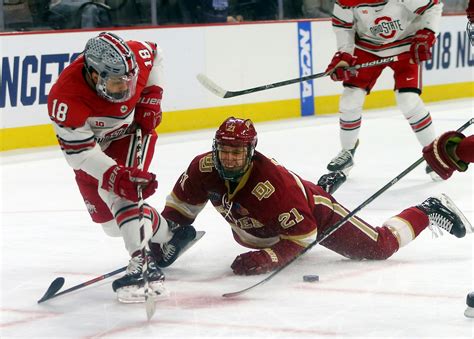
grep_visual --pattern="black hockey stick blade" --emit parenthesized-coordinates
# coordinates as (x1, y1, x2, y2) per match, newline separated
(37, 277, 65, 303)
(223, 118, 473, 298)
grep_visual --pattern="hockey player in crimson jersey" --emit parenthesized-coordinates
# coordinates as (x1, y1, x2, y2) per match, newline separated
(48, 32, 197, 302)
(324, 0, 442, 180)
(159, 117, 471, 275)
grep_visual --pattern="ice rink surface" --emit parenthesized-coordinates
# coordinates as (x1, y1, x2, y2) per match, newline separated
(1, 99, 473, 338)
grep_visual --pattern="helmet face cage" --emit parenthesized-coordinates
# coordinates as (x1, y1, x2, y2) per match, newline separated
(468, 4, 474, 46)
(467, 21, 474, 47)
(84, 32, 138, 102)
(212, 117, 257, 181)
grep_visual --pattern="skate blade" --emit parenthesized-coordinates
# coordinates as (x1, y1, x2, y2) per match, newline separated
(117, 282, 170, 304)
(440, 193, 473, 233)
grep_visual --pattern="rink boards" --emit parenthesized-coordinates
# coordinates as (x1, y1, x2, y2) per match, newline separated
(0, 15, 472, 151)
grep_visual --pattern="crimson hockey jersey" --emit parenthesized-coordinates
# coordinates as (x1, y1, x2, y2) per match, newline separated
(47, 41, 163, 180)
(332, 0, 443, 57)
(162, 151, 338, 250)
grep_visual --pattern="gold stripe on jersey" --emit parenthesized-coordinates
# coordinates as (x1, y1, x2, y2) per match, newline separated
(281, 228, 318, 247)
(313, 195, 333, 210)
(165, 192, 206, 219)
(288, 171, 308, 201)
(230, 223, 280, 248)
(226, 163, 253, 200)
(313, 195, 378, 241)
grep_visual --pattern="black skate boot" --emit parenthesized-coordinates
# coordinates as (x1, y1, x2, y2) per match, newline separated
(327, 140, 359, 175)
(152, 222, 198, 268)
(112, 251, 168, 303)
(417, 193, 472, 238)
(317, 170, 347, 194)
(425, 164, 442, 181)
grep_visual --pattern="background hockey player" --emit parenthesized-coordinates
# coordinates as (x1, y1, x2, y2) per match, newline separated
(160, 117, 471, 275)
(47, 32, 196, 302)
(325, 0, 443, 180)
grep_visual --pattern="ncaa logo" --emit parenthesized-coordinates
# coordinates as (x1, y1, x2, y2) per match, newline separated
(297, 22, 314, 116)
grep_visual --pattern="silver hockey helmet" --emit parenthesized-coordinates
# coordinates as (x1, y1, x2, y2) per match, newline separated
(468, 1, 474, 46)
(84, 32, 138, 103)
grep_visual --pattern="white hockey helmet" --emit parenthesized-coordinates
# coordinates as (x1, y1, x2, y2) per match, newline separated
(84, 32, 138, 103)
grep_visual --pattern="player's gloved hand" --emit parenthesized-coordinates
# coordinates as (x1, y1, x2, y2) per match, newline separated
(325, 52, 358, 81)
(231, 249, 280, 275)
(231, 240, 304, 275)
(422, 131, 468, 180)
(101, 165, 158, 202)
(134, 85, 163, 134)
(410, 29, 436, 64)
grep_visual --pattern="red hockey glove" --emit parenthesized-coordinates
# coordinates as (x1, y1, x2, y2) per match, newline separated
(422, 131, 468, 180)
(231, 249, 279, 275)
(231, 240, 304, 275)
(134, 85, 163, 134)
(410, 29, 436, 64)
(325, 52, 358, 81)
(101, 165, 158, 202)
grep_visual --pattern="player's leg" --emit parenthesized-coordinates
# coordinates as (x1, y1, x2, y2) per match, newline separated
(392, 61, 438, 179)
(313, 189, 470, 260)
(102, 132, 169, 301)
(327, 49, 383, 175)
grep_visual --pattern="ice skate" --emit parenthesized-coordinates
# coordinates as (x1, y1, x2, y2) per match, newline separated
(326, 140, 359, 175)
(417, 193, 472, 238)
(112, 251, 169, 303)
(317, 170, 347, 194)
(425, 164, 442, 181)
(150, 224, 204, 268)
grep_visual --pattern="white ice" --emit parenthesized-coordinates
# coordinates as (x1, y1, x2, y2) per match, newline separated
(1, 99, 473, 338)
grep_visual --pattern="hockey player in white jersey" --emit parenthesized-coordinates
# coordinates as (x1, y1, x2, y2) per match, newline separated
(324, 0, 442, 180)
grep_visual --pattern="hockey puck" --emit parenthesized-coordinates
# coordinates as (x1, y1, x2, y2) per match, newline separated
(303, 275, 319, 282)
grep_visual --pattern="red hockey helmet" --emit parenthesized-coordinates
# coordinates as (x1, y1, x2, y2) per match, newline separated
(467, 0, 474, 46)
(212, 117, 258, 181)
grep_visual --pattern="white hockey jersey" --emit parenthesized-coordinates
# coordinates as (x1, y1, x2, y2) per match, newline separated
(332, 0, 443, 57)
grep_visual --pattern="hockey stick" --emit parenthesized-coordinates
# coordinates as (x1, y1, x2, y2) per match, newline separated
(222, 118, 474, 298)
(197, 54, 410, 98)
(134, 128, 157, 320)
(36, 231, 206, 304)
(37, 267, 126, 304)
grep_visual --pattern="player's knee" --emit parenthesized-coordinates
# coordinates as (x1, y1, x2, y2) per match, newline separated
(396, 91, 425, 118)
(339, 87, 366, 114)
(101, 220, 121, 237)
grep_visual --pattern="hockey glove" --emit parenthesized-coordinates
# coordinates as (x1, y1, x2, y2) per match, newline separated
(325, 52, 358, 81)
(231, 240, 304, 275)
(410, 29, 436, 64)
(102, 165, 158, 202)
(422, 131, 468, 180)
(134, 85, 163, 134)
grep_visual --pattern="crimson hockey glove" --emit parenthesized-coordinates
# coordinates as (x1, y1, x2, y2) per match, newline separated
(325, 52, 357, 81)
(102, 165, 158, 202)
(410, 29, 436, 64)
(134, 85, 163, 134)
(422, 131, 468, 180)
(231, 240, 304, 275)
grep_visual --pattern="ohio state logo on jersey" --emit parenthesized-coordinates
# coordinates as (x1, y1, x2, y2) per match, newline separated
(369, 16, 403, 39)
